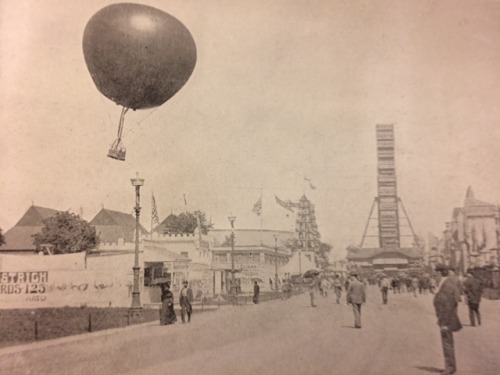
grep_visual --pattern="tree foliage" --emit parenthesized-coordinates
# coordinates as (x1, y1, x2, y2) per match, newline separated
(161, 210, 213, 235)
(316, 241, 332, 269)
(33, 212, 100, 254)
(220, 233, 234, 247)
(0, 228, 5, 247)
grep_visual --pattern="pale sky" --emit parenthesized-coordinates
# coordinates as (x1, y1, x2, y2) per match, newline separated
(1, 0, 500, 258)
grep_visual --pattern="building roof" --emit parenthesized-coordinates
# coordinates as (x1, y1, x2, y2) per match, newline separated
(346, 247, 423, 260)
(2, 226, 42, 251)
(462, 187, 498, 217)
(209, 229, 295, 247)
(1, 205, 61, 251)
(15, 205, 60, 227)
(90, 208, 148, 243)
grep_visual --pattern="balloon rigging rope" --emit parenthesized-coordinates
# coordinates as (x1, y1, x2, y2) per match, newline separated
(123, 107, 161, 138)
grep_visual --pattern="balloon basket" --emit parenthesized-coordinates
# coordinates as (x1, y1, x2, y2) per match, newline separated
(107, 139, 126, 161)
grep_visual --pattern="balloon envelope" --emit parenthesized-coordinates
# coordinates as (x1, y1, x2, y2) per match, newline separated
(83, 3, 197, 110)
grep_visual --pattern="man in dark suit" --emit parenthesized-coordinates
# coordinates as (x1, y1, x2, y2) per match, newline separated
(463, 269, 483, 326)
(346, 272, 366, 328)
(433, 264, 462, 375)
(179, 280, 194, 323)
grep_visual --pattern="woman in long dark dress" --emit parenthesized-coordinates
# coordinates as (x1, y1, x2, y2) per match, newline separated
(160, 283, 177, 325)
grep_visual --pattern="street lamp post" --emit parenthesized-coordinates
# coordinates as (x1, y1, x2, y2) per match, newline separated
(129, 174, 144, 319)
(274, 235, 279, 293)
(228, 216, 236, 300)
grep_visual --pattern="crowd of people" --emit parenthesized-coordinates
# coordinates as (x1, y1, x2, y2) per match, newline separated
(158, 265, 486, 375)
(295, 264, 487, 375)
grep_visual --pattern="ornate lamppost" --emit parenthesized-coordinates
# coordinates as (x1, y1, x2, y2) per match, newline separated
(129, 173, 144, 319)
(228, 216, 236, 299)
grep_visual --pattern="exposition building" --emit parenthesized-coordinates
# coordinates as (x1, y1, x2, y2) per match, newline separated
(0, 203, 318, 309)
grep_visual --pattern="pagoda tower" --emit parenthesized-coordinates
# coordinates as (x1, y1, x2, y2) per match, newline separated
(295, 195, 320, 261)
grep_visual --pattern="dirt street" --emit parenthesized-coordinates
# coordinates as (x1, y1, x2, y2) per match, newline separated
(0, 286, 498, 375)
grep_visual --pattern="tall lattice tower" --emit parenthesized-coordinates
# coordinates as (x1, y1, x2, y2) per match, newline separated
(360, 124, 418, 249)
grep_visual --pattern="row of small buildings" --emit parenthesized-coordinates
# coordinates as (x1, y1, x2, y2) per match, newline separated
(0, 205, 322, 309)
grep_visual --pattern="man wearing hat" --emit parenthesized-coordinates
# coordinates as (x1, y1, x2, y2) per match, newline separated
(433, 264, 462, 375)
(179, 280, 194, 323)
(463, 269, 483, 326)
(346, 272, 366, 328)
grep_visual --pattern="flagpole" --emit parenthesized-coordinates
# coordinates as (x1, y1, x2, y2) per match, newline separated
(151, 191, 153, 240)
(260, 187, 263, 246)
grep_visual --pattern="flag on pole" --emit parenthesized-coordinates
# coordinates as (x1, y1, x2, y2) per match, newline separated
(253, 197, 262, 216)
(151, 193, 160, 225)
(275, 196, 294, 212)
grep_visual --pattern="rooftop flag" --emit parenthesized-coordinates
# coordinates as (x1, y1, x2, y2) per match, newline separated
(151, 193, 160, 225)
(275, 195, 294, 212)
(253, 197, 262, 216)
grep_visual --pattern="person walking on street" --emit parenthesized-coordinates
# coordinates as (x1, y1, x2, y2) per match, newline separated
(346, 272, 366, 328)
(433, 263, 462, 375)
(463, 270, 483, 327)
(429, 277, 437, 294)
(253, 281, 260, 304)
(332, 275, 342, 304)
(282, 279, 292, 300)
(179, 280, 193, 323)
(380, 276, 390, 304)
(160, 283, 177, 325)
(308, 276, 318, 307)
(320, 278, 330, 297)
(411, 277, 419, 297)
(447, 267, 463, 304)
(391, 278, 399, 294)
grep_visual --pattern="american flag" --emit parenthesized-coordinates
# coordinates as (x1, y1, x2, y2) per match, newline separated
(252, 197, 262, 216)
(151, 193, 160, 225)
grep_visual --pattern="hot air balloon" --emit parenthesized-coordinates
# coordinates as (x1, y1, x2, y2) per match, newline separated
(82, 3, 197, 160)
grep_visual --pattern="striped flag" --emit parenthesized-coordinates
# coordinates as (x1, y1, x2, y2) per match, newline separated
(151, 193, 160, 225)
(252, 197, 262, 216)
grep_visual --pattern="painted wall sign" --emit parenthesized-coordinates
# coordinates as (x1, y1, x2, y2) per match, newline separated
(0, 271, 48, 295)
